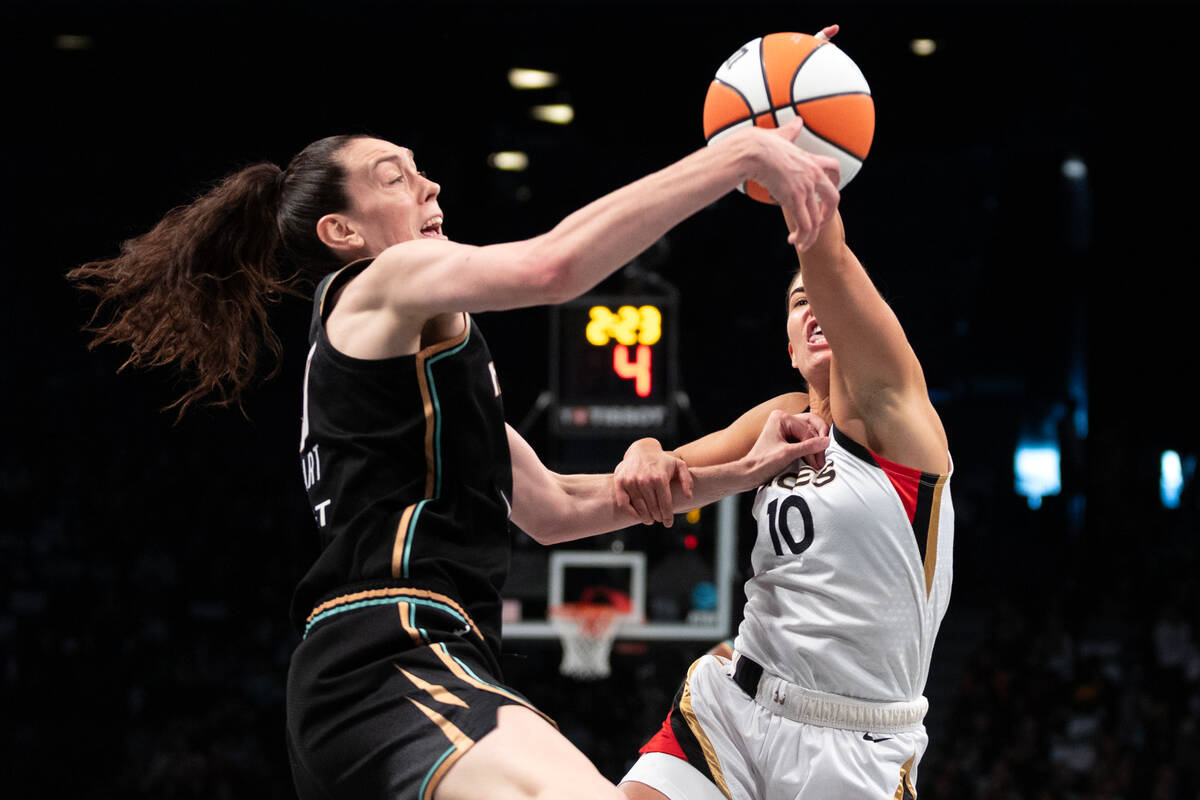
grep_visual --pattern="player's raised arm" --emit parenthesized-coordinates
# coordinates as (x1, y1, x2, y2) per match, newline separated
(786, 208, 948, 473)
(339, 120, 840, 323)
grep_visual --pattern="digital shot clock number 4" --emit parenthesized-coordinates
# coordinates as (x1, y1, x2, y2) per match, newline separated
(549, 293, 678, 438)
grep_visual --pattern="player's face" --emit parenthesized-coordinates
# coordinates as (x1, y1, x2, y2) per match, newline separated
(785, 276, 832, 380)
(338, 138, 445, 254)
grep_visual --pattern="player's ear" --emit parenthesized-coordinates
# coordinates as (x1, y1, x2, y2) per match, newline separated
(317, 213, 364, 255)
(788, 343, 799, 368)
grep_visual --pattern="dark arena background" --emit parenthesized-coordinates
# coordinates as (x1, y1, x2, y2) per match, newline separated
(4, 1, 1199, 797)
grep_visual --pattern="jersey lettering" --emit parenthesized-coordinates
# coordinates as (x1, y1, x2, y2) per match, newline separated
(301, 444, 322, 490)
(301, 444, 330, 527)
(313, 499, 332, 527)
(771, 458, 837, 490)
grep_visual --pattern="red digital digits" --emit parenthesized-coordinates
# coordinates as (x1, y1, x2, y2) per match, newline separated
(613, 344, 652, 397)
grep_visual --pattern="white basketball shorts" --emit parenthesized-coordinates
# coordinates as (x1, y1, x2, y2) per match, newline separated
(620, 654, 928, 800)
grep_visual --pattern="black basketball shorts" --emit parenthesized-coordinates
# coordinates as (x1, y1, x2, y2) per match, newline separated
(286, 588, 551, 800)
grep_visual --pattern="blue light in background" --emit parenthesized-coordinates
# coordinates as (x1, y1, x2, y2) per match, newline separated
(1061, 157, 1088, 180)
(1069, 364, 1088, 439)
(1015, 443, 1061, 510)
(691, 581, 718, 612)
(1161, 451, 1183, 509)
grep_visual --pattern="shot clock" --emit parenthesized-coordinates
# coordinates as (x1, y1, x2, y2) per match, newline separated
(550, 293, 678, 438)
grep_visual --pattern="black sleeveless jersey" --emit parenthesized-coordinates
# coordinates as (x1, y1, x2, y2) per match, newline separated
(291, 259, 513, 665)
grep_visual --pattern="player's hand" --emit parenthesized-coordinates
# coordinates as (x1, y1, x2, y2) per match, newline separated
(759, 23, 842, 249)
(790, 411, 830, 470)
(747, 118, 840, 251)
(742, 410, 831, 484)
(613, 438, 693, 526)
(810, 21, 842, 204)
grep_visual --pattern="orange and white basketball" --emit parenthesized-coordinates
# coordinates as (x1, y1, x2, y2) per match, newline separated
(702, 32, 875, 202)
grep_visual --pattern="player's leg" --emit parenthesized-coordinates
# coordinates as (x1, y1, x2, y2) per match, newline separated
(619, 752, 727, 800)
(435, 705, 626, 800)
(616, 654, 748, 800)
(618, 780, 671, 800)
(617, 640, 732, 800)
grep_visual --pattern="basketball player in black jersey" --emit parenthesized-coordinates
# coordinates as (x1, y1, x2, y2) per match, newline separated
(70, 126, 839, 799)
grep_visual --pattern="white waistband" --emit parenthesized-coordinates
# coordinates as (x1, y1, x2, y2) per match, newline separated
(732, 653, 928, 734)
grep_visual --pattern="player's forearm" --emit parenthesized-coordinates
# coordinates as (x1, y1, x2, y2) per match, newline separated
(533, 135, 760, 303)
(684, 455, 782, 511)
(526, 452, 774, 545)
(794, 210, 922, 396)
(522, 471, 688, 545)
(674, 393, 813, 467)
(790, 206, 846, 265)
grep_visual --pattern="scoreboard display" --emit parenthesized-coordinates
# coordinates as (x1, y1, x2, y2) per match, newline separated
(550, 293, 678, 438)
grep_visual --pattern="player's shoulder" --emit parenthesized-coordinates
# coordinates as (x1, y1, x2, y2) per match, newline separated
(768, 391, 811, 413)
(739, 391, 810, 422)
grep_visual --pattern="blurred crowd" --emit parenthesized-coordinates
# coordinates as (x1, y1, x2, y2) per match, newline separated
(923, 501, 1200, 800)
(3, 441, 1198, 799)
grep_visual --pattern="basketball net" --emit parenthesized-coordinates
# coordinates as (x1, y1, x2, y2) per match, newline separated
(548, 587, 633, 680)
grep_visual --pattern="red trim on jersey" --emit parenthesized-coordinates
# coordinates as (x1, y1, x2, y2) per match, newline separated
(639, 707, 688, 760)
(867, 447, 924, 525)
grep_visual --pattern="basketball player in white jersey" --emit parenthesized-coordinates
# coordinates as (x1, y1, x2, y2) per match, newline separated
(613, 197, 953, 799)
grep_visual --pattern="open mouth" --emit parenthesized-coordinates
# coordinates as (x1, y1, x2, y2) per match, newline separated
(420, 215, 445, 239)
(806, 319, 826, 346)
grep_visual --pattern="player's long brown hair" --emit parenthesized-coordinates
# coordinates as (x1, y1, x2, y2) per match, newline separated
(68, 134, 369, 416)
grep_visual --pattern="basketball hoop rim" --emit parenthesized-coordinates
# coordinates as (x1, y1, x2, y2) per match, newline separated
(549, 602, 639, 637)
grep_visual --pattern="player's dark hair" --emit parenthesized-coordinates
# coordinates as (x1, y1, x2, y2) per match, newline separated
(784, 266, 810, 391)
(68, 134, 370, 416)
(785, 267, 803, 313)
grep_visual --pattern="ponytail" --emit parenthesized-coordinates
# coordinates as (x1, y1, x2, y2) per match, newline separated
(69, 134, 367, 416)
(68, 163, 291, 415)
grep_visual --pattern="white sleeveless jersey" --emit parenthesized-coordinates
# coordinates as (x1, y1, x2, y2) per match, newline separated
(735, 426, 954, 703)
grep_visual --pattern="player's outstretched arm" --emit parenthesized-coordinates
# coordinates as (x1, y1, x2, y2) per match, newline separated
(787, 208, 948, 473)
(613, 393, 824, 525)
(508, 412, 826, 545)
(354, 122, 840, 322)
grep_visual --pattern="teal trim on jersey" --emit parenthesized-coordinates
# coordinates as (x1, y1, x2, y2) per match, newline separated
(315, 274, 335, 314)
(402, 325, 473, 580)
(409, 601, 430, 644)
(437, 642, 511, 695)
(315, 263, 352, 317)
(303, 593, 469, 638)
(424, 329, 473, 501)
(401, 499, 431, 579)
(420, 745, 458, 800)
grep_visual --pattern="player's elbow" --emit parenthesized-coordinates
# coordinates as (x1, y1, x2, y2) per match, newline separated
(531, 256, 577, 305)
(520, 516, 573, 546)
(512, 237, 581, 305)
(524, 526, 559, 546)
(516, 498, 598, 545)
(511, 496, 572, 546)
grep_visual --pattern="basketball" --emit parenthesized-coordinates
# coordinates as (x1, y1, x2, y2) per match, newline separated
(702, 32, 875, 202)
